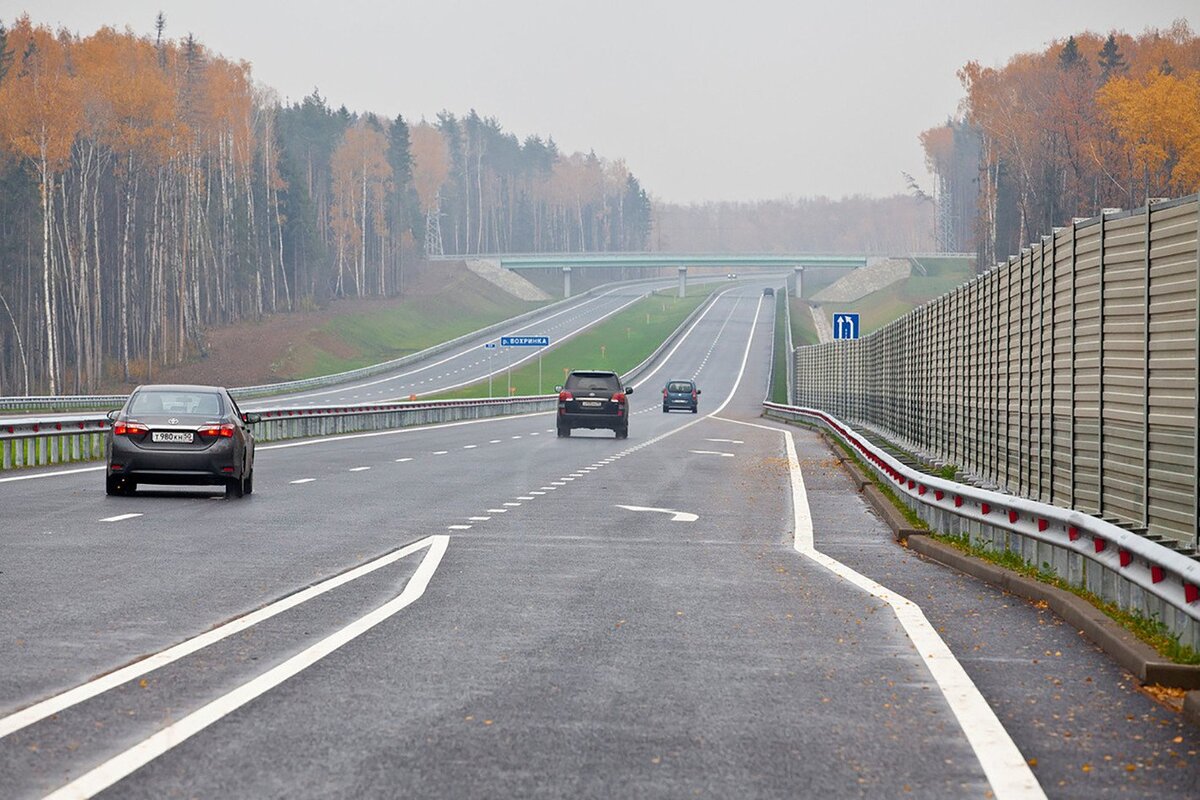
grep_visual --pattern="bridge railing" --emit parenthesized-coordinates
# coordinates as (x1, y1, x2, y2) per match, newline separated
(794, 195, 1200, 551)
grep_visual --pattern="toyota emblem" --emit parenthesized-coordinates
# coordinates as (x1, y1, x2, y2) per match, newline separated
(168, 417, 179, 424)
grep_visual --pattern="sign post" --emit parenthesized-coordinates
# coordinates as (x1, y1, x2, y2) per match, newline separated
(484, 341, 497, 397)
(499, 336, 550, 396)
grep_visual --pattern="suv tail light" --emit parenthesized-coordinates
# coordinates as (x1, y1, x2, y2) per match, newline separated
(662, 388, 668, 397)
(558, 391, 573, 402)
(199, 424, 236, 438)
(692, 390, 698, 400)
(114, 421, 149, 436)
(612, 392, 627, 403)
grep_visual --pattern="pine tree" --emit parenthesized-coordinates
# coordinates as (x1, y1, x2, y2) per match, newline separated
(1098, 34, 1126, 81)
(0, 22, 12, 85)
(1058, 36, 1082, 70)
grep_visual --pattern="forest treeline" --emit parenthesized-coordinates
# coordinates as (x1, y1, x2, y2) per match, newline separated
(923, 21, 1200, 265)
(0, 16, 653, 394)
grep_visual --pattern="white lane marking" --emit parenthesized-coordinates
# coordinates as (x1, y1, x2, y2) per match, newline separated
(99, 513, 142, 523)
(395, 458, 413, 463)
(616, 504, 698, 522)
(517, 496, 535, 500)
(468, 516, 491, 521)
(550, 481, 566, 486)
(511, 436, 522, 440)
(718, 415, 1045, 800)
(0, 465, 104, 483)
(349, 466, 372, 472)
(43, 536, 449, 800)
(489, 439, 502, 444)
(540, 487, 556, 491)
(529, 432, 539, 436)
(503, 501, 521, 507)
(486, 508, 508, 513)
(447, 524, 471, 530)
(432, 450, 449, 455)
(705, 438, 744, 444)
(0, 536, 442, 740)
(560, 477, 575, 481)
(289, 478, 316, 485)
(463, 445, 477, 449)
(529, 491, 546, 496)
(690, 449, 735, 458)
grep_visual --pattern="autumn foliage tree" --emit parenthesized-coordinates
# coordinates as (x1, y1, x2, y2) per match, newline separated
(923, 21, 1200, 264)
(0, 16, 653, 395)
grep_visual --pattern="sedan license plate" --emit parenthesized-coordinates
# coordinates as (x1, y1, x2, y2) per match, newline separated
(580, 400, 603, 408)
(152, 431, 194, 444)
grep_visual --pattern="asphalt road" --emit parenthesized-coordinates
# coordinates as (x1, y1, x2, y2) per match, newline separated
(2, 280, 1197, 799)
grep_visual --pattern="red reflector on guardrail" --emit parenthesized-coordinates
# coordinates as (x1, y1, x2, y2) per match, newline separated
(918, 485, 926, 496)
(1186, 583, 1199, 604)
(1118, 549, 1132, 567)
(954, 495, 963, 507)
(1008, 510, 1019, 524)
(981, 503, 990, 515)
(934, 489, 944, 500)
(1068, 526, 1080, 541)
(1094, 538, 1107, 553)
(1151, 565, 1165, 583)
(907, 479, 915, 489)
(1037, 519, 1048, 532)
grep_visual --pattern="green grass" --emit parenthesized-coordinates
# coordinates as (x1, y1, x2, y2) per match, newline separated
(430, 287, 714, 398)
(770, 291, 789, 404)
(277, 278, 542, 380)
(795, 258, 977, 342)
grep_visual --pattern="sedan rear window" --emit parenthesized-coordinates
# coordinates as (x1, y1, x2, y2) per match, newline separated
(667, 382, 694, 393)
(130, 391, 223, 416)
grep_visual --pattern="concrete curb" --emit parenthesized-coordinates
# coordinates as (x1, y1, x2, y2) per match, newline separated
(822, 433, 1200, 695)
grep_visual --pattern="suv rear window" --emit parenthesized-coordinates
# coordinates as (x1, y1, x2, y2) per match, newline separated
(667, 382, 694, 393)
(565, 372, 621, 392)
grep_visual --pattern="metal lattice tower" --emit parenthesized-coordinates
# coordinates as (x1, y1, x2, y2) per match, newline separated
(425, 194, 444, 257)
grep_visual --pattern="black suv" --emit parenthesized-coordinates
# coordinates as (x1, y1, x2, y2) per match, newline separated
(556, 370, 633, 438)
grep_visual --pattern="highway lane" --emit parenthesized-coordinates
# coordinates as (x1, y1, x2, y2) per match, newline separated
(2, 283, 1198, 798)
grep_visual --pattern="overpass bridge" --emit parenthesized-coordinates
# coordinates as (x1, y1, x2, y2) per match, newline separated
(433, 252, 867, 296)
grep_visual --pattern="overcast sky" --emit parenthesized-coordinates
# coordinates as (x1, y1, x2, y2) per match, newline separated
(4, 0, 1195, 203)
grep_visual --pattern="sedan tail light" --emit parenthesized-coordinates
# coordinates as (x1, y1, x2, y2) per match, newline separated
(558, 391, 573, 402)
(113, 421, 149, 436)
(199, 424, 236, 438)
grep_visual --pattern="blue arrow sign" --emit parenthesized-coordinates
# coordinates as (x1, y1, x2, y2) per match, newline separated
(832, 313, 860, 341)
(500, 336, 549, 347)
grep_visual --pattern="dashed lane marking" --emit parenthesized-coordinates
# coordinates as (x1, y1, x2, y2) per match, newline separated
(689, 450, 734, 457)
(395, 458, 413, 463)
(503, 502, 521, 507)
(349, 466, 372, 472)
(447, 524, 471, 530)
(99, 513, 142, 523)
(432, 451, 449, 455)
(486, 508, 508, 513)
(289, 479, 316, 485)
(468, 516, 491, 521)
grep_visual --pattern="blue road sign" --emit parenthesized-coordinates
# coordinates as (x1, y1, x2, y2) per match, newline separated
(500, 336, 549, 347)
(833, 313, 860, 341)
(484, 342, 497, 349)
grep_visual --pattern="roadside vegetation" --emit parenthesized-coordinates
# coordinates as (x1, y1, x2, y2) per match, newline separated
(769, 291, 789, 404)
(431, 286, 714, 399)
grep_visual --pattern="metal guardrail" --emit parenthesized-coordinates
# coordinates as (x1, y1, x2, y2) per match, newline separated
(764, 401, 1200, 650)
(0, 275, 682, 413)
(0, 397, 558, 471)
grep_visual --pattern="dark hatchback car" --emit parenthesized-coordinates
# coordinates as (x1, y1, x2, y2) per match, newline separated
(556, 370, 632, 438)
(662, 379, 700, 413)
(106, 384, 259, 497)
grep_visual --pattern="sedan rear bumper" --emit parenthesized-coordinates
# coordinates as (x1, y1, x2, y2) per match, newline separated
(108, 437, 238, 485)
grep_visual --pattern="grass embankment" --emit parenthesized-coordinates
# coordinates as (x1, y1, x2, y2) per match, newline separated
(791, 257, 975, 344)
(432, 287, 713, 398)
(277, 282, 542, 380)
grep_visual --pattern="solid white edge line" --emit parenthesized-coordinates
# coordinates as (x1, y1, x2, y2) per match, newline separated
(43, 535, 449, 800)
(0, 465, 104, 483)
(629, 287, 739, 391)
(0, 536, 441, 740)
(714, 414, 1045, 800)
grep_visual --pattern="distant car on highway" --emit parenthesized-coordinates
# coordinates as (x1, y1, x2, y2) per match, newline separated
(556, 370, 632, 438)
(763, 287, 775, 296)
(662, 379, 700, 413)
(726, 272, 737, 279)
(106, 384, 259, 497)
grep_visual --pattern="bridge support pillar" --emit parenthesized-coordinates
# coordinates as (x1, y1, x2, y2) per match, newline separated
(792, 266, 805, 299)
(562, 266, 572, 298)
(677, 265, 687, 298)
